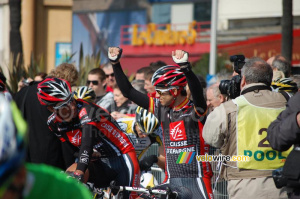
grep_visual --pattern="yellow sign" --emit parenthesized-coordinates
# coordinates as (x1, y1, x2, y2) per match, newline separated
(132, 21, 197, 46)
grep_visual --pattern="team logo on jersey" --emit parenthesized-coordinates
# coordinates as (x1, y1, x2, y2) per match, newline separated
(66, 129, 82, 146)
(169, 121, 187, 141)
(79, 108, 87, 119)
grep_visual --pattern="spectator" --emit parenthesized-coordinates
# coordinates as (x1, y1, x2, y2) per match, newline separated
(34, 72, 47, 81)
(269, 58, 298, 97)
(149, 60, 166, 72)
(203, 58, 289, 199)
(135, 66, 151, 80)
(49, 63, 78, 86)
(291, 74, 300, 92)
(87, 68, 114, 112)
(112, 84, 137, 115)
(14, 63, 79, 170)
(267, 92, 300, 198)
(144, 69, 156, 97)
(17, 77, 33, 92)
(267, 55, 286, 67)
(272, 59, 291, 79)
(206, 83, 227, 112)
(0, 94, 92, 199)
(131, 79, 147, 94)
(103, 62, 116, 92)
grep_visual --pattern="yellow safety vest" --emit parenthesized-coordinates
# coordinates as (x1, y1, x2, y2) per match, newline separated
(233, 95, 291, 170)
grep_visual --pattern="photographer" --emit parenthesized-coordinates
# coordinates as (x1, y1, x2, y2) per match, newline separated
(267, 92, 300, 199)
(203, 57, 289, 199)
(219, 55, 245, 100)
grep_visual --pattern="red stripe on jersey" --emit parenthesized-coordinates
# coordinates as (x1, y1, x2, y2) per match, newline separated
(198, 121, 213, 178)
(89, 120, 135, 154)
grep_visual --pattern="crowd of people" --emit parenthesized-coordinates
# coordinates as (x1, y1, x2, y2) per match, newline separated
(1, 47, 300, 199)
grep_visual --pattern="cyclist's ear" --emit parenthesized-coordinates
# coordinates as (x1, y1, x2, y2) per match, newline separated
(173, 89, 178, 96)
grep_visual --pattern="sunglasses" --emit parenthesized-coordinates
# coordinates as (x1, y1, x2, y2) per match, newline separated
(155, 88, 172, 95)
(105, 73, 115, 78)
(86, 80, 99, 85)
(155, 87, 178, 95)
(53, 95, 74, 109)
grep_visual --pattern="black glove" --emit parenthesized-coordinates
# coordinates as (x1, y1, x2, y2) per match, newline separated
(110, 181, 120, 196)
(108, 47, 123, 63)
(66, 171, 84, 182)
(139, 155, 158, 172)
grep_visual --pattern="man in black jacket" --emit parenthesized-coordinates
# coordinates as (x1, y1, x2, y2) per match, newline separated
(267, 92, 300, 198)
(14, 63, 78, 170)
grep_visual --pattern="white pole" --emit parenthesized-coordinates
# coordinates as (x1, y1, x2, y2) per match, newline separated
(209, 0, 218, 75)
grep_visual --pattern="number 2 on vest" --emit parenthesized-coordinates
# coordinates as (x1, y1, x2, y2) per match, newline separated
(258, 128, 271, 147)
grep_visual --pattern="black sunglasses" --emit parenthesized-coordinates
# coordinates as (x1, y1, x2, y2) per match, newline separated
(105, 73, 115, 78)
(86, 80, 99, 85)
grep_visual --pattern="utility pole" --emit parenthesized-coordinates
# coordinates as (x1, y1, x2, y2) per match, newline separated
(209, 0, 218, 75)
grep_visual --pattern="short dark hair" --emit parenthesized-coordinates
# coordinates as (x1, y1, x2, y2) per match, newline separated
(145, 70, 155, 81)
(88, 68, 106, 82)
(36, 72, 47, 80)
(136, 66, 151, 74)
(149, 61, 166, 72)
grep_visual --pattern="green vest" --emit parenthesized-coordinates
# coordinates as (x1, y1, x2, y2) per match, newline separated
(24, 163, 92, 199)
(233, 95, 292, 170)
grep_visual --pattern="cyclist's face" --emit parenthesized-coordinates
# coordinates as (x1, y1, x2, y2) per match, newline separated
(155, 88, 175, 106)
(134, 124, 147, 138)
(49, 99, 77, 122)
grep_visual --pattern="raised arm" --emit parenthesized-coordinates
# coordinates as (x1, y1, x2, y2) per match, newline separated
(108, 47, 149, 109)
(172, 50, 207, 115)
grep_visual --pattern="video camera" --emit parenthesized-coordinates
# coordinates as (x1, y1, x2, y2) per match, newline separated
(219, 55, 246, 99)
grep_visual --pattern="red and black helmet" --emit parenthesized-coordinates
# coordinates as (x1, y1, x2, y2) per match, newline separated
(37, 77, 72, 106)
(151, 65, 187, 88)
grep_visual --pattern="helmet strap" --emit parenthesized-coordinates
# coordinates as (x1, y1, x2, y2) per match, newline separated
(168, 88, 182, 108)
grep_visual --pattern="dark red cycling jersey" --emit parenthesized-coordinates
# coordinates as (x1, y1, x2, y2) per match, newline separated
(47, 99, 135, 172)
(149, 96, 212, 179)
(113, 62, 212, 178)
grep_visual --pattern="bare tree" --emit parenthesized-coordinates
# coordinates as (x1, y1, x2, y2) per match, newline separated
(9, 0, 23, 65)
(281, 0, 293, 63)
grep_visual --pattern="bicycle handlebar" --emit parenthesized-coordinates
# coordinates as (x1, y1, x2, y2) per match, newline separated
(109, 181, 177, 197)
